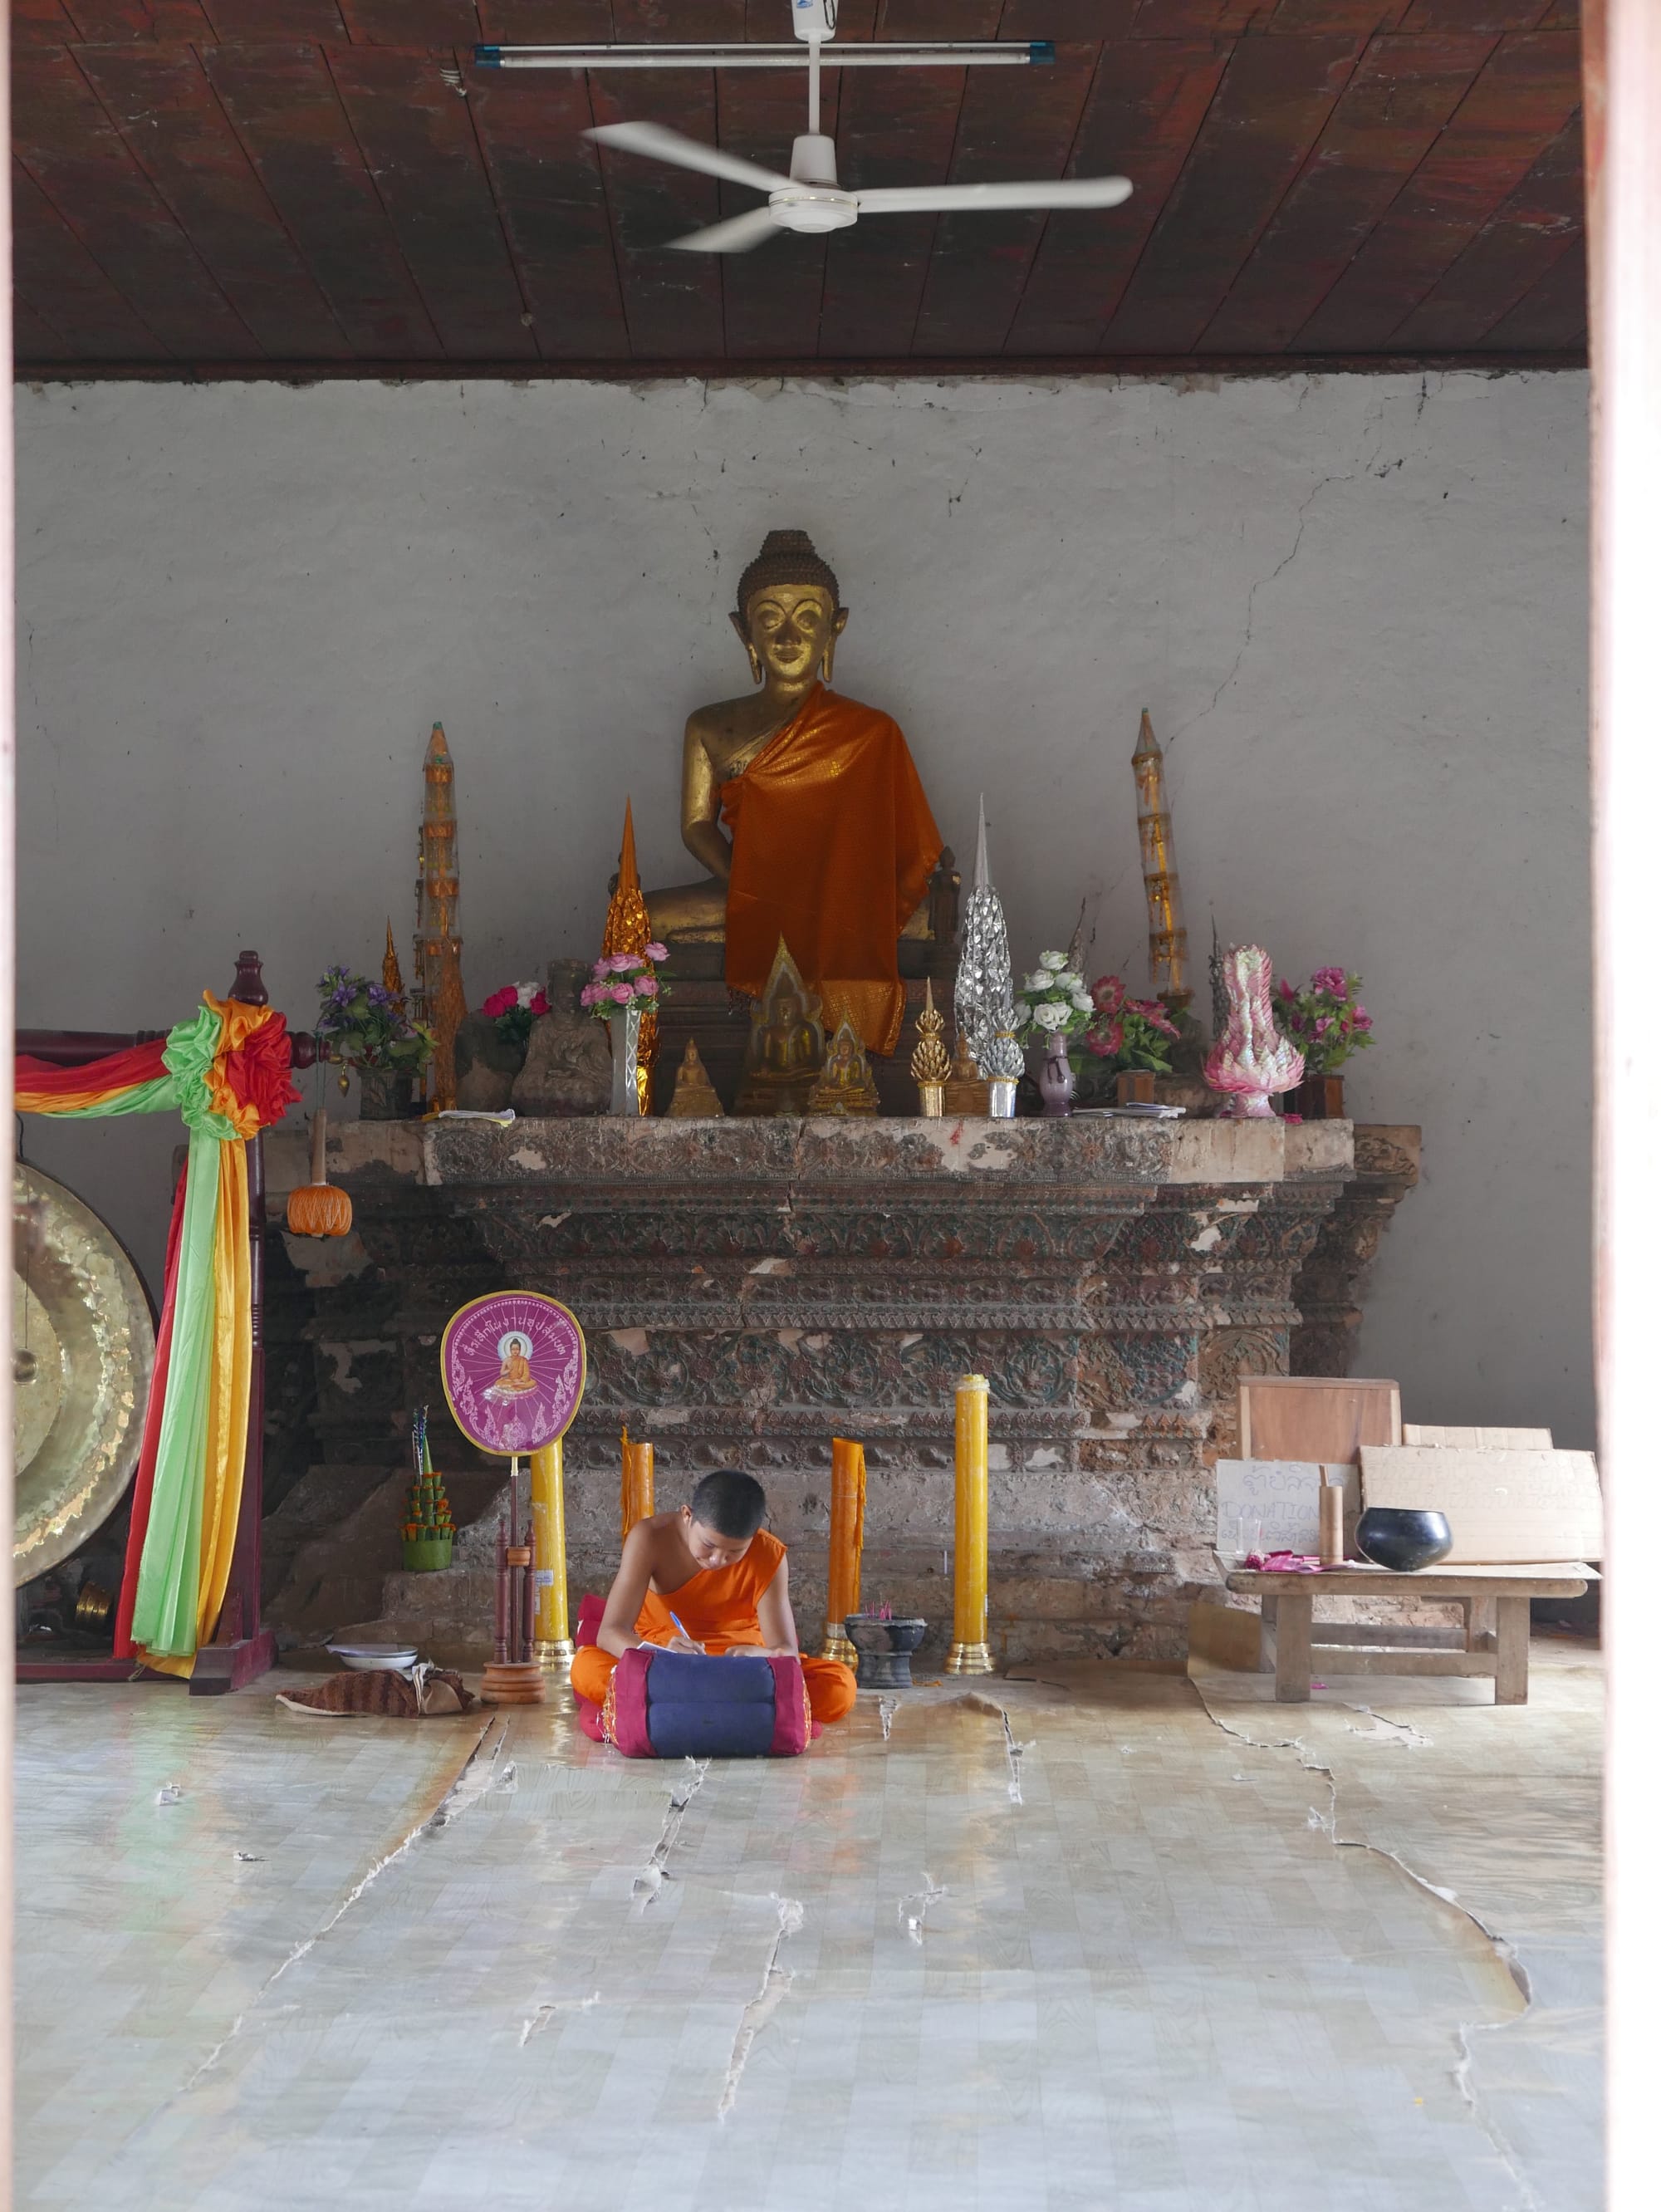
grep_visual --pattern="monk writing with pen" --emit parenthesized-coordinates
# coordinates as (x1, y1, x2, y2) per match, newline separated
(570, 1469, 856, 1729)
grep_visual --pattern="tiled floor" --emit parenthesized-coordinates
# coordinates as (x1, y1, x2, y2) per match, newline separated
(15, 1646, 1600, 2210)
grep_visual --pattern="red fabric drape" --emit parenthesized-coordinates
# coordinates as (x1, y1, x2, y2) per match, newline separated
(15, 1038, 169, 1105)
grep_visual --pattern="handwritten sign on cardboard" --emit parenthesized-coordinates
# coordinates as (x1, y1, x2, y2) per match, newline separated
(1360, 1445, 1602, 1563)
(1216, 1459, 1359, 1557)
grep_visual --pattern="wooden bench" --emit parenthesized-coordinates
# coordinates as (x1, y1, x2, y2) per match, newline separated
(1224, 1563, 1595, 1704)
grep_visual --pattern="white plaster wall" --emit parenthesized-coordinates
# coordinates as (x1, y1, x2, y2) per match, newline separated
(13, 371, 1590, 1445)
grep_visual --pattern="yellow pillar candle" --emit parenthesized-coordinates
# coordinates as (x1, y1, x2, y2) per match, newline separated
(947, 1373, 994, 1675)
(531, 1439, 573, 1667)
(620, 1426, 655, 1539)
(821, 1437, 865, 1665)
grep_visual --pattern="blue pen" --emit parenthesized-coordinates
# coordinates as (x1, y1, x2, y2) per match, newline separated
(669, 1610, 700, 1650)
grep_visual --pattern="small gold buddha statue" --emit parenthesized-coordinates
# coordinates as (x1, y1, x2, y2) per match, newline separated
(909, 978, 950, 1116)
(808, 1020, 880, 1117)
(667, 1039, 724, 1119)
(941, 1027, 991, 1117)
(645, 530, 943, 1059)
(736, 941, 826, 1117)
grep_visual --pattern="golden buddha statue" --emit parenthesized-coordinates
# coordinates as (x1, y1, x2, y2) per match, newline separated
(941, 1028, 991, 1117)
(736, 941, 825, 1117)
(808, 1020, 880, 1117)
(667, 1038, 724, 1119)
(645, 529, 943, 1058)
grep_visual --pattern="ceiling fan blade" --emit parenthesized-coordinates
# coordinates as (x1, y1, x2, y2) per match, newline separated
(669, 208, 786, 253)
(855, 176, 1134, 214)
(586, 121, 790, 194)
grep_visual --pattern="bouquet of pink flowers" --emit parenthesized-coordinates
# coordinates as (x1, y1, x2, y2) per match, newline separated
(1275, 967, 1374, 1072)
(581, 943, 670, 1020)
(1082, 974, 1180, 1074)
(480, 981, 550, 1052)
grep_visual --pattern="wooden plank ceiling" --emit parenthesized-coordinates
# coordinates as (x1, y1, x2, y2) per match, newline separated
(11, 1, 1586, 376)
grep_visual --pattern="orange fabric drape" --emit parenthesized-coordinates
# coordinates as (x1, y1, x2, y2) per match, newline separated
(826, 1437, 866, 1628)
(620, 1427, 655, 1538)
(721, 684, 942, 1056)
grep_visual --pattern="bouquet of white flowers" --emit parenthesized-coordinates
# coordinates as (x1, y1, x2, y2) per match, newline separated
(1013, 950, 1095, 1042)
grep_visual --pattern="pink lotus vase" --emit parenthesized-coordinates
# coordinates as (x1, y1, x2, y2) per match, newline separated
(1203, 944, 1304, 1120)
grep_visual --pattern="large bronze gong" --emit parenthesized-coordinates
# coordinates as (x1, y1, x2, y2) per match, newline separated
(12, 1163, 155, 1587)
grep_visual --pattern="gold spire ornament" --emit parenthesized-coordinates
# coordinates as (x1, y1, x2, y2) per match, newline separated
(910, 978, 950, 1116)
(668, 1038, 724, 1118)
(382, 920, 404, 1010)
(601, 799, 659, 1114)
(414, 723, 466, 1111)
(1132, 710, 1191, 1010)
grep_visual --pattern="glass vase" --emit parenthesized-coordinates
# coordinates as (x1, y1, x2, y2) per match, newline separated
(607, 1004, 643, 1117)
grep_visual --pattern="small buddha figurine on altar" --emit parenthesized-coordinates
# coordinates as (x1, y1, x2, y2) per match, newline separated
(737, 941, 825, 1117)
(808, 1020, 880, 1117)
(942, 1028, 991, 1117)
(645, 530, 944, 1058)
(667, 1039, 724, 1119)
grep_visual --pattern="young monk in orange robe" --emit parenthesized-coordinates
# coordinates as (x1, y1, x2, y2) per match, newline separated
(571, 1469, 856, 1729)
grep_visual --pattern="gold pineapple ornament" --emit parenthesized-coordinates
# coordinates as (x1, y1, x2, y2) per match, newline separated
(910, 978, 950, 1116)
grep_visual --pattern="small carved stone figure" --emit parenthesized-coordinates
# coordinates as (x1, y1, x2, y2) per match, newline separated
(668, 1039, 725, 1119)
(808, 1021, 880, 1117)
(737, 940, 826, 1117)
(453, 1012, 522, 1113)
(512, 959, 612, 1117)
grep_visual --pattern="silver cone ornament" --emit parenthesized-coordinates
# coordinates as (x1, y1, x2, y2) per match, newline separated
(955, 797, 1023, 1091)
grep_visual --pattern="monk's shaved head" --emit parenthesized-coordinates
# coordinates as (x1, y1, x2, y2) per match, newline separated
(690, 1468, 768, 1540)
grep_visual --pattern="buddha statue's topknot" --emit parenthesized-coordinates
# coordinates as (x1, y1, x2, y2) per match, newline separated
(735, 529, 840, 624)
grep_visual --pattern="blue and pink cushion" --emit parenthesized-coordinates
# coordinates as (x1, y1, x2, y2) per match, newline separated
(573, 1596, 811, 1758)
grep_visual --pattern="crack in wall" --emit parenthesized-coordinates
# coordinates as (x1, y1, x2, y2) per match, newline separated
(1189, 1682, 1538, 2207)
(633, 1758, 708, 1905)
(717, 1895, 804, 2121)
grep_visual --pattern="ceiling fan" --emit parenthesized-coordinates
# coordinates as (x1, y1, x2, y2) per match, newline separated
(583, 0, 1132, 255)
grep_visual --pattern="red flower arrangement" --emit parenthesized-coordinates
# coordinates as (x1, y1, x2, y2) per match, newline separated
(482, 981, 551, 1052)
(1082, 975, 1180, 1074)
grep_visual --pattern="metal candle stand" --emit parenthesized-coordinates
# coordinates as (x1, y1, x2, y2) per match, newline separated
(480, 1456, 547, 1704)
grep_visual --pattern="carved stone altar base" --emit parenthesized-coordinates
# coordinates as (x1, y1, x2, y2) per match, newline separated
(260, 1116, 1415, 1666)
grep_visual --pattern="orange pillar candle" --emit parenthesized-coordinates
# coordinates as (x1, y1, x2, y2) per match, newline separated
(531, 1439, 573, 1667)
(821, 1437, 866, 1665)
(946, 1374, 994, 1675)
(620, 1426, 654, 1539)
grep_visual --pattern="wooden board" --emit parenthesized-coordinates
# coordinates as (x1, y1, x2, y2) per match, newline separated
(1404, 1423, 1553, 1449)
(1360, 1444, 1604, 1564)
(1238, 1375, 1402, 1463)
(1215, 1458, 1358, 1557)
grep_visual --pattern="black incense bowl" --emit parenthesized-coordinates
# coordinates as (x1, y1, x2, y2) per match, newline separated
(1355, 1508, 1453, 1573)
(845, 1616, 928, 1690)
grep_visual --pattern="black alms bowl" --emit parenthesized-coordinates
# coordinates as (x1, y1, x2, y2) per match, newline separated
(1355, 1507, 1453, 1572)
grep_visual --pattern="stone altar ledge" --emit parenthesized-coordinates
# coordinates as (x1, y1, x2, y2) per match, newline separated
(260, 1111, 1415, 1665)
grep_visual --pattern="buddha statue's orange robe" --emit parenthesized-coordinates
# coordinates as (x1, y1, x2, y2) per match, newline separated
(721, 684, 942, 1057)
(570, 1530, 856, 1726)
